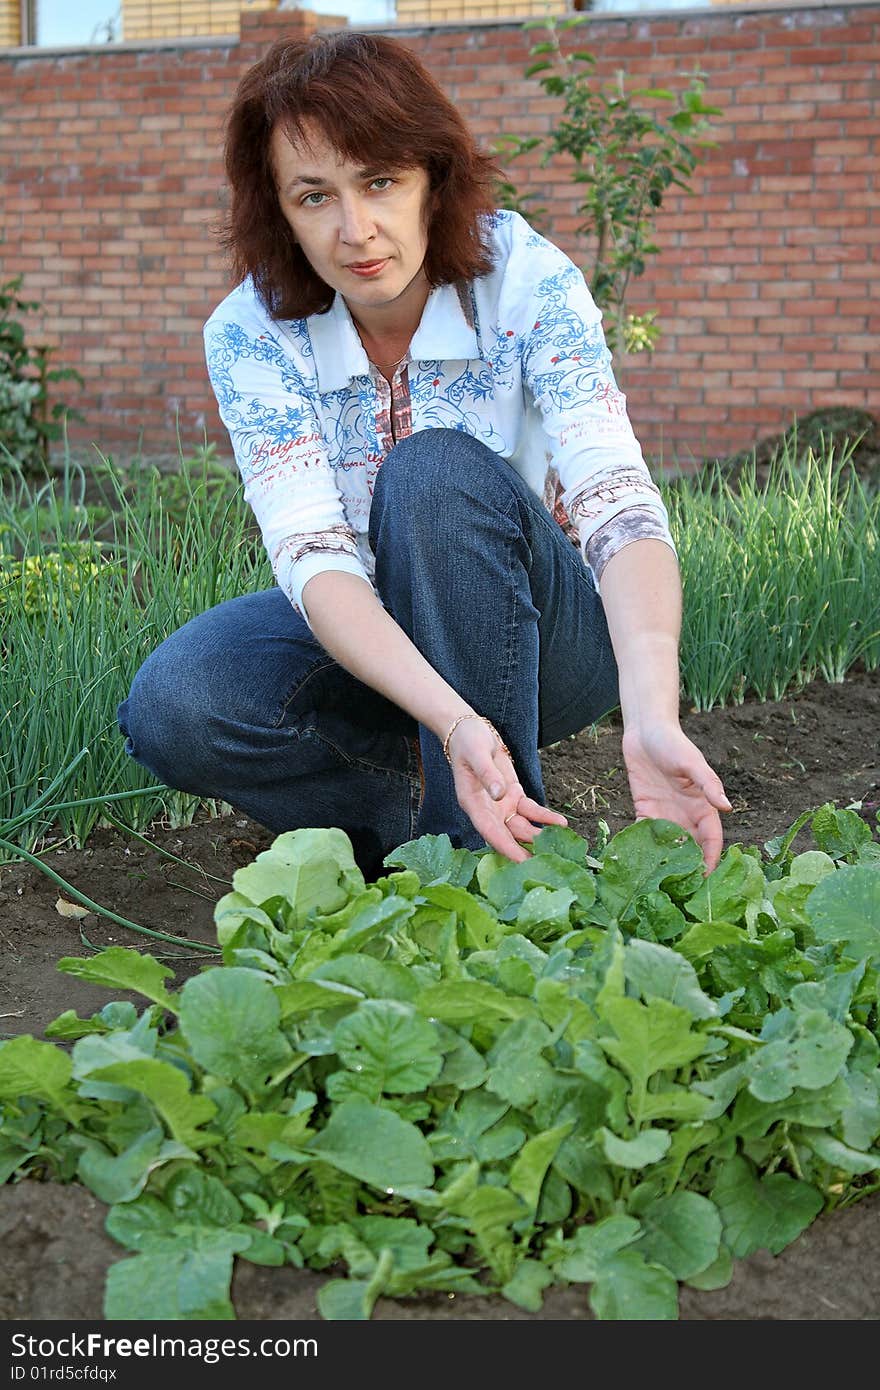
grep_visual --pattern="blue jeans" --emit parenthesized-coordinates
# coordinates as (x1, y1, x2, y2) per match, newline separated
(117, 429, 619, 876)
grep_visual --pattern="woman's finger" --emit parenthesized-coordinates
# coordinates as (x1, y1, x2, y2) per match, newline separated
(514, 795, 568, 827)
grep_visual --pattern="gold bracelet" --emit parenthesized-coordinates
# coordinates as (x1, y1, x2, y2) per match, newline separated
(441, 713, 511, 765)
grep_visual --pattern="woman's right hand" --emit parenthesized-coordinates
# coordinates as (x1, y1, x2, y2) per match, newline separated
(446, 716, 568, 862)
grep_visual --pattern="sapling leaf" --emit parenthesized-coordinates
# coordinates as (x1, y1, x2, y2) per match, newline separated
(76, 1127, 165, 1205)
(421, 882, 502, 949)
(89, 1059, 218, 1149)
(310, 953, 419, 1002)
(554, 1213, 642, 1281)
(684, 846, 766, 925)
(712, 1155, 823, 1256)
(588, 1249, 679, 1320)
(806, 864, 880, 964)
(683, 1245, 733, 1291)
(598, 996, 707, 1094)
(485, 1017, 556, 1107)
(317, 1277, 377, 1320)
(333, 999, 444, 1094)
(811, 804, 873, 862)
(624, 939, 719, 1019)
(103, 1228, 249, 1321)
(796, 1128, 880, 1175)
(306, 1099, 434, 1192)
(57, 947, 176, 1011)
(677, 921, 749, 961)
(598, 820, 705, 924)
(501, 1259, 555, 1312)
(274, 980, 363, 1019)
(178, 967, 293, 1090)
(415, 980, 534, 1024)
(747, 1008, 853, 1102)
(840, 1069, 880, 1151)
(456, 1186, 525, 1282)
(0, 1035, 83, 1122)
(631, 1191, 722, 1279)
(509, 1122, 574, 1214)
(383, 834, 478, 888)
(599, 1126, 671, 1168)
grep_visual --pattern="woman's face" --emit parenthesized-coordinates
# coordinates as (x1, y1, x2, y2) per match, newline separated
(270, 121, 432, 330)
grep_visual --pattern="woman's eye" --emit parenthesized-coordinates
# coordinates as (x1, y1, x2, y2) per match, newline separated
(370, 177, 394, 191)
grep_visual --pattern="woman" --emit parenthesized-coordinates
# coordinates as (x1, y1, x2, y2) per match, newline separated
(117, 30, 730, 878)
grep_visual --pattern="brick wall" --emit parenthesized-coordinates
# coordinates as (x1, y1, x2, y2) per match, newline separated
(0, 4, 876, 470)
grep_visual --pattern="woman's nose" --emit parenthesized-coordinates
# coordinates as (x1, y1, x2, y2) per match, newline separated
(338, 197, 376, 245)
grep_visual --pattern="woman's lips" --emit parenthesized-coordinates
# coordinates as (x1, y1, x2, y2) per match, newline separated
(347, 259, 388, 278)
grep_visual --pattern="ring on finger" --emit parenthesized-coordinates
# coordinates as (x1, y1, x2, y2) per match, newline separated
(503, 812, 517, 826)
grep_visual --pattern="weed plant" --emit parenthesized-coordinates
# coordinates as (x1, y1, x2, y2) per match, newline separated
(0, 436, 877, 866)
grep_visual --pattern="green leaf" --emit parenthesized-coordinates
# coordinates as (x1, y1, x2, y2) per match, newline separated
(712, 1156, 823, 1256)
(230, 828, 364, 927)
(105, 1193, 176, 1250)
(632, 1191, 722, 1279)
(456, 1186, 525, 1282)
(516, 885, 576, 938)
(797, 1128, 880, 1175)
(333, 1000, 444, 1094)
(599, 1127, 671, 1168)
(383, 834, 477, 888)
(684, 846, 766, 925)
(589, 1249, 679, 1320)
(274, 980, 362, 1019)
(811, 803, 873, 861)
(509, 1122, 574, 1214)
(0, 1035, 81, 1120)
(103, 1229, 249, 1320)
(684, 1245, 733, 1291)
(213, 891, 274, 945)
(317, 1277, 377, 1320)
(310, 954, 418, 1003)
(179, 968, 293, 1090)
(598, 820, 705, 923)
(501, 1259, 554, 1312)
(747, 1009, 852, 1102)
(415, 981, 533, 1024)
(76, 1127, 166, 1204)
(486, 1017, 556, 1107)
(807, 864, 880, 963)
(89, 1059, 217, 1149)
(625, 940, 719, 1019)
(556, 1214, 641, 1282)
(306, 1100, 434, 1193)
(676, 921, 748, 962)
(56, 948, 176, 1011)
(598, 996, 707, 1093)
(420, 882, 501, 949)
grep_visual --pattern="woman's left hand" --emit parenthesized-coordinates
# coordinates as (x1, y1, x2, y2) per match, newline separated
(621, 721, 732, 873)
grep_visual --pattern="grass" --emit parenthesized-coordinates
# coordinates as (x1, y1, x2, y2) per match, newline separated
(0, 434, 877, 868)
(0, 446, 272, 864)
(668, 440, 880, 710)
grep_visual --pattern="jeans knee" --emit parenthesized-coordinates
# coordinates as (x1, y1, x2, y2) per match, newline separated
(370, 429, 520, 548)
(117, 651, 214, 789)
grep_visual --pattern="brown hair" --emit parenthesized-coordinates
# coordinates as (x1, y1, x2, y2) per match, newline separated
(220, 30, 503, 319)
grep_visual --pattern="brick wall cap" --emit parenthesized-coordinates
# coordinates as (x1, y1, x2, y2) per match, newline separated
(381, 0, 880, 35)
(3, 0, 878, 59)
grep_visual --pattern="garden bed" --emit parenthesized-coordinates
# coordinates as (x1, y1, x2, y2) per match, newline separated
(1, 664, 878, 1321)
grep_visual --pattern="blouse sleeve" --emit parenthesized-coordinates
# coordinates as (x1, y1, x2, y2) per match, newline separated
(203, 313, 370, 623)
(508, 222, 676, 579)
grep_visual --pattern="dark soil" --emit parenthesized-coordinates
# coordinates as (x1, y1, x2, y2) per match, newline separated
(1, 665, 879, 1322)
